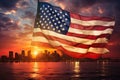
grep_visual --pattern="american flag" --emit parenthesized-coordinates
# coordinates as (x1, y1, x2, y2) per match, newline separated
(32, 2, 115, 59)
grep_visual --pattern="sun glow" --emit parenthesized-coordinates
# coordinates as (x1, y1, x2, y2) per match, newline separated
(31, 45, 62, 58)
(34, 51, 38, 56)
(32, 50, 38, 58)
(31, 46, 45, 58)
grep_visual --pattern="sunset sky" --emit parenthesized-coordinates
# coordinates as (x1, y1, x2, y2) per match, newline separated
(0, 0, 120, 58)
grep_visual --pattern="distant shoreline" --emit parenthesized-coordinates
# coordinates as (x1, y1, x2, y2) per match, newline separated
(1, 59, 120, 63)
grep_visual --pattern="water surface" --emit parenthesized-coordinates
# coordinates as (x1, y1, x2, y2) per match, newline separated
(0, 61, 120, 80)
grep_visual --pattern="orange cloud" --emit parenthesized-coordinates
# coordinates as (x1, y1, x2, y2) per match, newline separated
(16, 1, 29, 9)
(4, 10, 16, 15)
(58, 3, 66, 9)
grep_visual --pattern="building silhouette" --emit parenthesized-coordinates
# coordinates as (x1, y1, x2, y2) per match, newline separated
(9, 51, 14, 61)
(21, 50, 25, 57)
(15, 52, 20, 62)
(1, 55, 8, 62)
(27, 50, 32, 61)
(0, 49, 102, 62)
(21, 50, 25, 61)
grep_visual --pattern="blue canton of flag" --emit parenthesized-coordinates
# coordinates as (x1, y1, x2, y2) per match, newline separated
(35, 2, 70, 34)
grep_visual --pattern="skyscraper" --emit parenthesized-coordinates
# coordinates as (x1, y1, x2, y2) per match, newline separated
(9, 51, 13, 60)
(27, 50, 32, 61)
(21, 50, 25, 58)
(21, 50, 25, 61)
(15, 52, 20, 61)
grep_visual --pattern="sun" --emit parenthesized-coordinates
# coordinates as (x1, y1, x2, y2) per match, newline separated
(34, 51, 38, 56)
(31, 46, 41, 58)
(32, 51, 38, 58)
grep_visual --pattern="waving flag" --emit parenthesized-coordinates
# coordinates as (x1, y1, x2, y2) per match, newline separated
(32, 2, 115, 59)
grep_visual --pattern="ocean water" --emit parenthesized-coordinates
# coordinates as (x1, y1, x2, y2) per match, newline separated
(0, 61, 120, 80)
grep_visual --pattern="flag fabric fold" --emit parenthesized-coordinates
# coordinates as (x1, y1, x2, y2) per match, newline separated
(32, 2, 115, 59)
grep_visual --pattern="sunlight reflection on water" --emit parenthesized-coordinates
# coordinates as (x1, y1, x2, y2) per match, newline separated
(0, 62, 120, 80)
(73, 61, 80, 77)
(31, 62, 39, 78)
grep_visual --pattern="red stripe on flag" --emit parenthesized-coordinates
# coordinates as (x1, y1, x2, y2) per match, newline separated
(33, 32, 108, 48)
(67, 32, 111, 39)
(70, 23, 113, 30)
(57, 46, 101, 59)
(70, 13, 114, 21)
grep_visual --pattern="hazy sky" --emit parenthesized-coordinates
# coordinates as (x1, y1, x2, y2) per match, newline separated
(0, 0, 120, 58)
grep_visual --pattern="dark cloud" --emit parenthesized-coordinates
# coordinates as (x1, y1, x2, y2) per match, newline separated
(0, 13, 11, 30)
(0, 13, 10, 22)
(73, 0, 97, 7)
(58, 0, 97, 11)
(20, 1, 29, 7)
(114, 1, 120, 32)
(97, 0, 117, 3)
(0, 0, 20, 10)
(22, 11, 35, 19)
(16, 1, 30, 9)
(0, 13, 20, 31)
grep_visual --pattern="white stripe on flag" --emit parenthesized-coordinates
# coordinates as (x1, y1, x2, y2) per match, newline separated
(69, 27, 113, 36)
(88, 47, 109, 54)
(32, 36, 109, 54)
(71, 18, 115, 26)
(33, 28, 108, 45)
